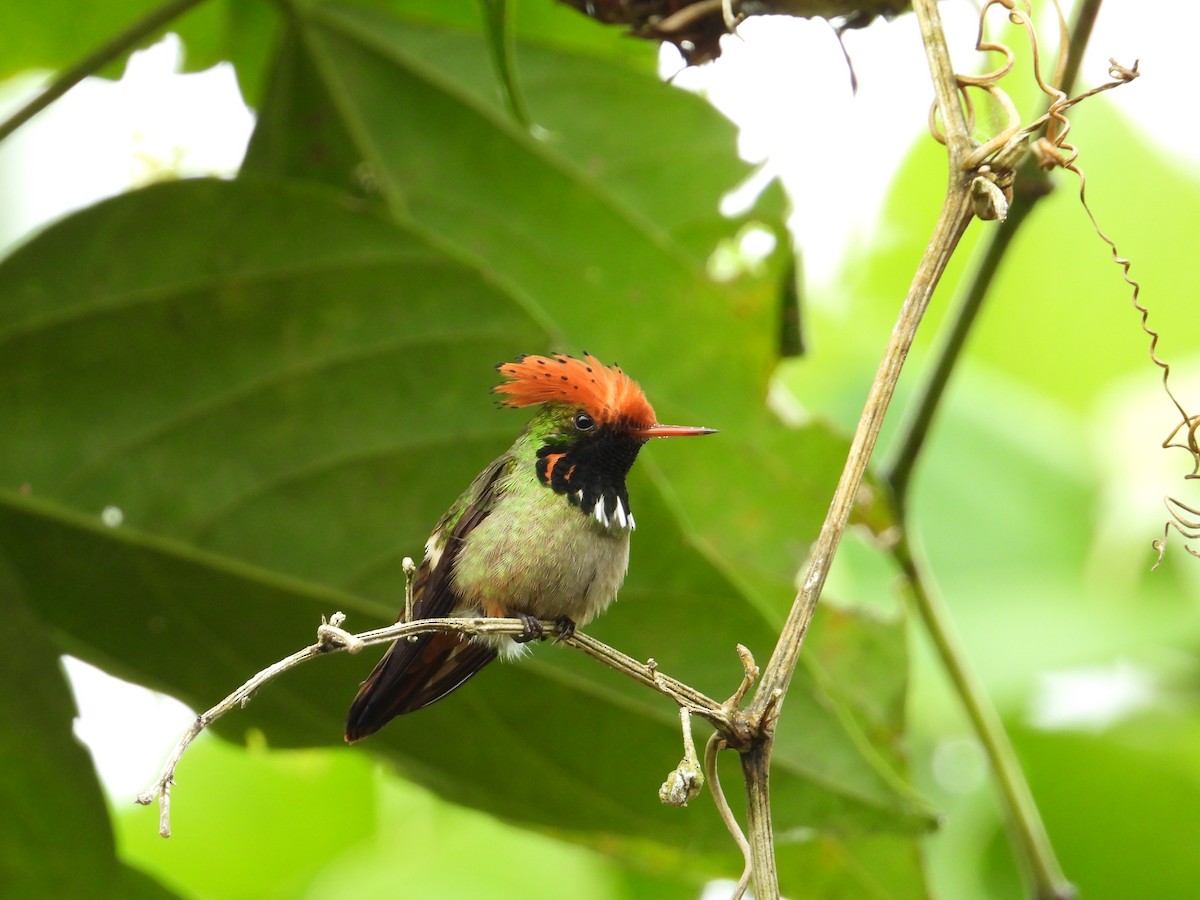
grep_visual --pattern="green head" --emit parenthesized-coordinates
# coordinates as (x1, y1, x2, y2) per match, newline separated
(495, 353, 716, 529)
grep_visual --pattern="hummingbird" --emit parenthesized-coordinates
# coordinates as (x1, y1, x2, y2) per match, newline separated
(344, 353, 716, 741)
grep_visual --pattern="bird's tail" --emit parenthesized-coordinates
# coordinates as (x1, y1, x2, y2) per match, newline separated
(344, 632, 497, 742)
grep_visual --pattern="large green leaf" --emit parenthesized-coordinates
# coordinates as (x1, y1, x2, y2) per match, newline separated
(243, 0, 843, 618)
(0, 557, 176, 898)
(0, 176, 927, 867)
(0, 0, 187, 78)
(239, 5, 926, 840)
(1, 178, 540, 558)
(243, 4, 778, 420)
(0, 0, 652, 103)
(0, 0, 278, 102)
(1, 4, 930, 891)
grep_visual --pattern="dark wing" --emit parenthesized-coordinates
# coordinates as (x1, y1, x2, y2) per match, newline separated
(344, 457, 511, 742)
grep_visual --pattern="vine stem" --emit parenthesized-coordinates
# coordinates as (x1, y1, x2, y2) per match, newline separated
(0, 0, 211, 145)
(739, 3, 979, 896)
(747, 0, 975, 722)
(888, 0, 1104, 509)
(887, 198, 1030, 508)
(743, 185, 975, 900)
(883, 2, 1105, 896)
(893, 533, 1075, 900)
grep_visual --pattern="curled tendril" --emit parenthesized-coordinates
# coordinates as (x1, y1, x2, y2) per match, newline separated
(957, 0, 1021, 88)
(1154, 499, 1200, 570)
(1037, 71, 1200, 568)
(1027, 64, 1199, 567)
(930, 0, 1197, 565)
(929, 0, 1042, 165)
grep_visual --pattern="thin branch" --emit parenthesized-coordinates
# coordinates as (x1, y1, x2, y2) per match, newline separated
(747, 0, 976, 721)
(885, 7, 1109, 894)
(401, 556, 416, 627)
(916, 0, 975, 165)
(889, 0, 1116, 506)
(659, 708, 705, 807)
(0, 0, 212, 145)
(1157, 497, 1200, 565)
(655, 0, 728, 35)
(885, 14, 1117, 878)
(136, 612, 741, 837)
(565, 631, 748, 739)
(1058, 0, 1102, 103)
(735, 3, 979, 895)
(725, 643, 759, 707)
(886, 200, 1028, 509)
(136, 611, 361, 837)
(743, 192, 974, 711)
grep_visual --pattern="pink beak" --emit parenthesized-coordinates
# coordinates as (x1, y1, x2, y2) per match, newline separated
(632, 424, 718, 439)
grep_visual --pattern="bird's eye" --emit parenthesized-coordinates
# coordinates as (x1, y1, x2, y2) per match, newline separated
(573, 411, 595, 432)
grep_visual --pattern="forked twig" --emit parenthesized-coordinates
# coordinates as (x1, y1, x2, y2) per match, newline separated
(136, 610, 749, 838)
(135, 611, 364, 836)
(726, 644, 760, 708)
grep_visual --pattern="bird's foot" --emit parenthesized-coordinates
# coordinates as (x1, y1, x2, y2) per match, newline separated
(552, 616, 577, 641)
(513, 612, 544, 644)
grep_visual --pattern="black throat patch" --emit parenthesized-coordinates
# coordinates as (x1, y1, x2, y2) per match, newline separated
(535, 428, 644, 530)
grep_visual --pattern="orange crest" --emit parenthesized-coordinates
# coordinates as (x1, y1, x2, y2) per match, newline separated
(495, 354, 656, 429)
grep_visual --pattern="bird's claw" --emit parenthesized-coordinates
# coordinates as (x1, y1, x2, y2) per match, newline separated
(553, 616, 577, 641)
(514, 612, 544, 643)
